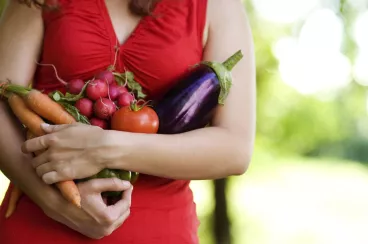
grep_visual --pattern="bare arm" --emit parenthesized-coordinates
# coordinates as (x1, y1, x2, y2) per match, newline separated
(103, 0, 256, 180)
(0, 0, 58, 209)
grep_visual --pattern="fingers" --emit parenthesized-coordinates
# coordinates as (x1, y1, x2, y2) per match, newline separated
(21, 134, 52, 153)
(41, 123, 72, 133)
(31, 150, 50, 168)
(107, 207, 131, 235)
(34, 161, 72, 184)
(107, 185, 133, 218)
(85, 178, 131, 194)
(22, 123, 77, 153)
(101, 185, 133, 232)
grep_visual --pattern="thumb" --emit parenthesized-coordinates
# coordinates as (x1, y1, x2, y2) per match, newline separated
(84, 178, 131, 194)
(41, 123, 71, 133)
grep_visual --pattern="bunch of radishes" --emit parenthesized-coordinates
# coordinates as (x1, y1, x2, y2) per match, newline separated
(66, 70, 136, 129)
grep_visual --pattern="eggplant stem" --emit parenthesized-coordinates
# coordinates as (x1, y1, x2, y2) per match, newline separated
(223, 50, 243, 71)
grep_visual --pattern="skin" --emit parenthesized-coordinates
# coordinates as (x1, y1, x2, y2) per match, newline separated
(2, 0, 256, 239)
(0, 0, 132, 239)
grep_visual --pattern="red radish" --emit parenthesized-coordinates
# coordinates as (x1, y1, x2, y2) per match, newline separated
(116, 85, 129, 95)
(109, 84, 129, 101)
(68, 79, 85, 95)
(75, 98, 93, 118)
(94, 98, 116, 119)
(108, 84, 120, 101)
(90, 118, 109, 129)
(95, 71, 115, 84)
(86, 79, 108, 101)
(117, 92, 134, 107)
(111, 80, 118, 86)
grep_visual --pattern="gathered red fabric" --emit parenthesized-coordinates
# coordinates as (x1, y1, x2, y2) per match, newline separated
(0, 0, 207, 243)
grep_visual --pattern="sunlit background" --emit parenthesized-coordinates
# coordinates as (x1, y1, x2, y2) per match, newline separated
(2, 0, 368, 243)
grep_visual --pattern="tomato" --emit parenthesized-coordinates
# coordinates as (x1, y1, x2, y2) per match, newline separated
(111, 102, 159, 133)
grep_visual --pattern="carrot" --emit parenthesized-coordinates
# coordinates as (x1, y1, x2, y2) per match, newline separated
(4, 93, 81, 218)
(27, 131, 82, 208)
(5, 185, 22, 218)
(8, 93, 46, 136)
(2, 84, 75, 124)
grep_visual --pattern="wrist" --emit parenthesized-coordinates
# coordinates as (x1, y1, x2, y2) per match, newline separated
(100, 130, 133, 170)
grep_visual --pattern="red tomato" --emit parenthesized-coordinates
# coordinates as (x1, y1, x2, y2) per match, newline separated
(111, 104, 159, 133)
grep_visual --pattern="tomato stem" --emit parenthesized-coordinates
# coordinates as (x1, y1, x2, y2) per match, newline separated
(129, 100, 141, 112)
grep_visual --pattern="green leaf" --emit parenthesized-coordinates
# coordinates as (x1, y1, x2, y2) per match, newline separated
(114, 75, 125, 86)
(113, 71, 147, 99)
(59, 102, 90, 124)
(52, 92, 61, 101)
(49, 81, 90, 103)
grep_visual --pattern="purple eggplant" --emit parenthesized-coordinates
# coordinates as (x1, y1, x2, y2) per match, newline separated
(154, 50, 243, 134)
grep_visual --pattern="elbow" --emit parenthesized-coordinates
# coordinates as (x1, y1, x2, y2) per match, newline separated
(228, 142, 253, 176)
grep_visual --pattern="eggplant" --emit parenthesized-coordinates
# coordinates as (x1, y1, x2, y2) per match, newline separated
(78, 51, 242, 200)
(154, 50, 243, 134)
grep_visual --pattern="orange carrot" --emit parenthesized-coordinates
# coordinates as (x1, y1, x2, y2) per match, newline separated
(4, 93, 81, 218)
(5, 185, 22, 218)
(8, 93, 46, 136)
(27, 131, 81, 208)
(3, 84, 75, 124)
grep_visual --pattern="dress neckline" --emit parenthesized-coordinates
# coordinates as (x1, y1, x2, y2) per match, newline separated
(98, 0, 160, 50)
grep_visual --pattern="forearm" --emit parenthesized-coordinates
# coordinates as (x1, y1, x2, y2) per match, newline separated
(104, 127, 251, 180)
(0, 102, 56, 210)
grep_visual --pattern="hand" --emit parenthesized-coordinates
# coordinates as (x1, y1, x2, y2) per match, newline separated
(21, 123, 109, 184)
(44, 178, 132, 239)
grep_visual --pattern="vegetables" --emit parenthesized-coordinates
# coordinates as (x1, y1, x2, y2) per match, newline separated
(108, 84, 121, 101)
(111, 101, 159, 134)
(68, 79, 85, 95)
(0, 64, 151, 215)
(5, 185, 22, 218)
(4, 84, 76, 125)
(75, 98, 94, 119)
(95, 70, 115, 85)
(154, 50, 243, 134)
(8, 93, 46, 137)
(90, 117, 109, 129)
(0, 88, 82, 218)
(86, 79, 109, 101)
(94, 98, 116, 120)
(117, 92, 134, 107)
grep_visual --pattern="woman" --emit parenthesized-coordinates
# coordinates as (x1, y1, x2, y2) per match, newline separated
(0, 0, 255, 243)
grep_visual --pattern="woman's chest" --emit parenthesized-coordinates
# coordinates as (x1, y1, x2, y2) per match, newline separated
(36, 0, 204, 98)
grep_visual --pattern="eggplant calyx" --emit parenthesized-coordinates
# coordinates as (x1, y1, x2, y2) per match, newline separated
(201, 50, 243, 105)
(201, 61, 232, 105)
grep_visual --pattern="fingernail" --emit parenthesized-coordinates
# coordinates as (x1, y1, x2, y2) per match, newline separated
(41, 123, 50, 128)
(122, 181, 131, 187)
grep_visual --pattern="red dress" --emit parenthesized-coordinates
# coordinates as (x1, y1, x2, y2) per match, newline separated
(0, 0, 207, 243)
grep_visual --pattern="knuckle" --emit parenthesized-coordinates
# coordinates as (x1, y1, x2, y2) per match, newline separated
(111, 177, 120, 188)
(89, 180, 100, 191)
(59, 163, 73, 178)
(101, 213, 115, 226)
(47, 135, 58, 146)
(90, 233, 104, 239)
(126, 209, 131, 218)
(48, 149, 59, 161)
(102, 227, 114, 237)
(35, 166, 43, 177)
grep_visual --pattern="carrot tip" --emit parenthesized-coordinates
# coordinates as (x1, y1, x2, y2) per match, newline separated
(65, 194, 81, 208)
(5, 209, 14, 219)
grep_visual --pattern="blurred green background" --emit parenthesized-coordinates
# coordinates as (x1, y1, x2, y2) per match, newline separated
(2, 0, 368, 243)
